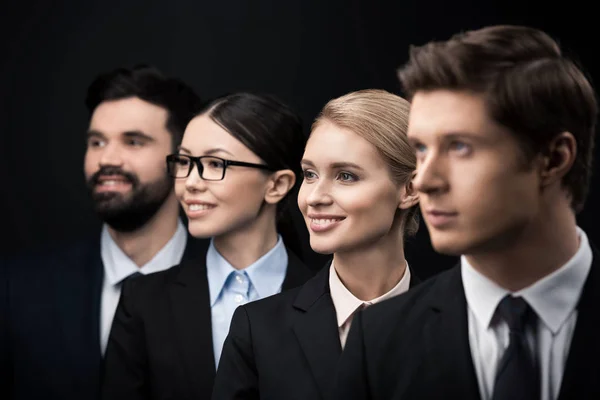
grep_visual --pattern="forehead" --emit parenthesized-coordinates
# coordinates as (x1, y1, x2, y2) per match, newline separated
(304, 121, 382, 166)
(180, 114, 254, 156)
(407, 90, 503, 142)
(89, 97, 169, 138)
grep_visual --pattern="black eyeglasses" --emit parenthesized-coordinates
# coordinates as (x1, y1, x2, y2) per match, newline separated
(166, 154, 275, 181)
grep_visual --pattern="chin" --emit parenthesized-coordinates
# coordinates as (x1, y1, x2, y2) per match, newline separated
(308, 238, 337, 255)
(187, 221, 218, 239)
(429, 231, 469, 256)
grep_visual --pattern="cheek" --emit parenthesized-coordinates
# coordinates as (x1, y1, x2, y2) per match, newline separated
(212, 176, 267, 212)
(340, 187, 398, 227)
(174, 180, 186, 201)
(83, 151, 97, 177)
(297, 183, 309, 215)
(456, 167, 538, 224)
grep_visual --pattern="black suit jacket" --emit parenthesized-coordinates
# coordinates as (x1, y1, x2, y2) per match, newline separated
(212, 263, 419, 400)
(101, 248, 312, 400)
(4, 232, 207, 400)
(333, 252, 600, 400)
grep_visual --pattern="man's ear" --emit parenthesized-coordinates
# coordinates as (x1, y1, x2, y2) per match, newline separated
(265, 169, 297, 205)
(538, 131, 577, 187)
(398, 171, 419, 210)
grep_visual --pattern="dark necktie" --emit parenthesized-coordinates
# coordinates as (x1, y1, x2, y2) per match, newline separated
(118, 271, 143, 287)
(491, 295, 540, 400)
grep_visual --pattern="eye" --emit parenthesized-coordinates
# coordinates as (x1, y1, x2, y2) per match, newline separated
(87, 138, 105, 148)
(449, 141, 471, 155)
(207, 159, 225, 169)
(176, 157, 190, 167)
(302, 170, 317, 180)
(412, 142, 427, 161)
(337, 172, 357, 182)
(126, 138, 144, 147)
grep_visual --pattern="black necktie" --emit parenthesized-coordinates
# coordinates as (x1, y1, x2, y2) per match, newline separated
(118, 271, 143, 287)
(491, 295, 539, 400)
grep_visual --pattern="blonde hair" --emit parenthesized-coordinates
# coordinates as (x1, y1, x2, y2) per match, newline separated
(312, 89, 419, 236)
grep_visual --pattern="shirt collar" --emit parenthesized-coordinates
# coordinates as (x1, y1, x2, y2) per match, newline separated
(461, 226, 592, 334)
(101, 219, 188, 286)
(329, 261, 412, 329)
(206, 235, 288, 306)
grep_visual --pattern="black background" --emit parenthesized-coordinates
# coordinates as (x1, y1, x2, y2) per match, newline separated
(1, 0, 596, 279)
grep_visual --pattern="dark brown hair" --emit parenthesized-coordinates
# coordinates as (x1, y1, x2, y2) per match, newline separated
(86, 65, 203, 151)
(398, 25, 597, 212)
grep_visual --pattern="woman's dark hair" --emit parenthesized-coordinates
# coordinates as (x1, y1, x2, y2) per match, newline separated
(85, 64, 204, 150)
(200, 93, 307, 259)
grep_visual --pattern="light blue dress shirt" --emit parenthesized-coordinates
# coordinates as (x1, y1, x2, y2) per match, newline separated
(207, 235, 288, 368)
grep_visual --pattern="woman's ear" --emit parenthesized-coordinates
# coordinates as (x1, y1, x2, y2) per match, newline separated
(265, 169, 297, 205)
(398, 171, 419, 210)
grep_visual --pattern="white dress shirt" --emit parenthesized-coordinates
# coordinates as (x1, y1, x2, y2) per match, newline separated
(100, 220, 187, 355)
(207, 235, 288, 368)
(329, 261, 411, 348)
(462, 227, 592, 400)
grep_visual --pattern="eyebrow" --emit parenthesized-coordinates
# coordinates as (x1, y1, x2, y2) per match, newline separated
(177, 146, 235, 157)
(86, 130, 155, 142)
(177, 146, 192, 154)
(301, 159, 364, 171)
(86, 130, 105, 139)
(409, 132, 486, 145)
(123, 130, 155, 142)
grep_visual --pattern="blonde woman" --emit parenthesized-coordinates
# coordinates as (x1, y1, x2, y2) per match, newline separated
(212, 89, 421, 400)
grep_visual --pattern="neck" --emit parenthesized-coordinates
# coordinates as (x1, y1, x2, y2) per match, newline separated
(213, 209, 279, 270)
(107, 192, 180, 267)
(466, 200, 579, 292)
(333, 226, 407, 301)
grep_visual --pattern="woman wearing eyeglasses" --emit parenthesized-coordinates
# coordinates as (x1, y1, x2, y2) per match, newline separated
(211, 89, 421, 400)
(101, 93, 313, 400)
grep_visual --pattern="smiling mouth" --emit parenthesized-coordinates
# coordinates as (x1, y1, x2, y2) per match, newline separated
(98, 179, 129, 186)
(311, 218, 343, 225)
(94, 178, 132, 192)
(188, 204, 215, 211)
(309, 217, 345, 233)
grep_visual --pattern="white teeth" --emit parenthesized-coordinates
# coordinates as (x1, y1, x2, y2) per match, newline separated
(312, 218, 341, 225)
(101, 180, 125, 186)
(189, 204, 213, 211)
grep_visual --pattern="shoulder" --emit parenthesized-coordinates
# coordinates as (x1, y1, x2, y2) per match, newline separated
(123, 263, 184, 299)
(242, 284, 303, 321)
(360, 267, 459, 336)
(240, 265, 329, 328)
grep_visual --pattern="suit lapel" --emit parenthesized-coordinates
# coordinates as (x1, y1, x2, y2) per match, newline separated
(292, 266, 341, 399)
(55, 237, 104, 387)
(421, 267, 481, 399)
(181, 234, 210, 263)
(169, 255, 215, 398)
(558, 248, 600, 399)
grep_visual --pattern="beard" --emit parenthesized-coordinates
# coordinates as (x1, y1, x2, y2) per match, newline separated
(86, 166, 174, 232)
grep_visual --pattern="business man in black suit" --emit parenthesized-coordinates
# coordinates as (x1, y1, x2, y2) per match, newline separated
(334, 25, 600, 400)
(4, 65, 206, 400)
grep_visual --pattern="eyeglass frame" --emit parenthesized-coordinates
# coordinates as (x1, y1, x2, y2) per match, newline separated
(166, 154, 276, 181)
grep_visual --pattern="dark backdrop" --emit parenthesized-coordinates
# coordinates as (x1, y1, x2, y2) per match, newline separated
(0, 0, 596, 279)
